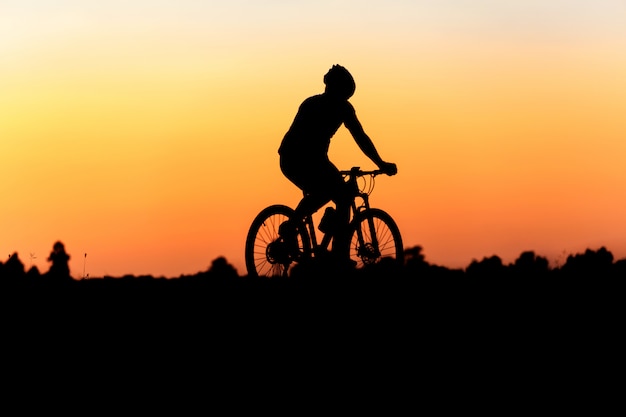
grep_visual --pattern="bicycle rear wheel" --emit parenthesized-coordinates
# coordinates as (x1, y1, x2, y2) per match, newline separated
(244, 205, 310, 278)
(349, 208, 404, 270)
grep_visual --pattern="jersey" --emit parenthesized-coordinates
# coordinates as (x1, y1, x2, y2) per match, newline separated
(278, 94, 357, 161)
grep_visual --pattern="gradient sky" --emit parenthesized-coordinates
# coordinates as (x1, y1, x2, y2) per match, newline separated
(2, 0, 626, 278)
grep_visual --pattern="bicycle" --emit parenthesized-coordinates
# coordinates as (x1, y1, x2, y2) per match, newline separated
(245, 166, 404, 278)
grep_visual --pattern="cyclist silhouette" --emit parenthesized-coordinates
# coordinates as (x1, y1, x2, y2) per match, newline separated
(278, 64, 397, 268)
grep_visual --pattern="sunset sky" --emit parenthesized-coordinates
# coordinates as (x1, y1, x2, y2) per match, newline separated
(2, 0, 625, 278)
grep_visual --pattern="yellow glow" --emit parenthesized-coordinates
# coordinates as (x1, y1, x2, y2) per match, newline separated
(2, 1, 626, 276)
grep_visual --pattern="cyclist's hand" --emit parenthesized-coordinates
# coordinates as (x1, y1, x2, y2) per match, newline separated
(379, 161, 398, 176)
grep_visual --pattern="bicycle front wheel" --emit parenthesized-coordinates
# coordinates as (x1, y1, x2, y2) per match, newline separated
(244, 205, 310, 278)
(349, 208, 404, 270)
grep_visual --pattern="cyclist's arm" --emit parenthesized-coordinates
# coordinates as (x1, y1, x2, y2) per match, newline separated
(344, 107, 397, 175)
(344, 109, 384, 163)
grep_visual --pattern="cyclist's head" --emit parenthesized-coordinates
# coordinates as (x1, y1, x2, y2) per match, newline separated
(323, 64, 356, 99)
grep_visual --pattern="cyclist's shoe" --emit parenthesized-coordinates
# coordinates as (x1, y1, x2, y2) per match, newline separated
(278, 220, 299, 255)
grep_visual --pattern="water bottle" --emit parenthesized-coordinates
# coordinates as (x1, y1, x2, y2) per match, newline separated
(318, 206, 336, 234)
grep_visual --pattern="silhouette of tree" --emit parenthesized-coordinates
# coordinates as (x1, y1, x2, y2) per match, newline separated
(404, 245, 429, 276)
(613, 259, 626, 278)
(561, 247, 614, 278)
(0, 253, 25, 286)
(26, 265, 41, 279)
(404, 245, 425, 264)
(208, 256, 239, 279)
(511, 251, 550, 278)
(466, 255, 506, 279)
(46, 241, 72, 282)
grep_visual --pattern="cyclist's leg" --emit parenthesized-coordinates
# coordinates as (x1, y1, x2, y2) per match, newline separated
(307, 162, 353, 264)
(278, 155, 331, 247)
(293, 193, 329, 219)
(280, 155, 354, 267)
(281, 155, 329, 207)
(329, 183, 353, 262)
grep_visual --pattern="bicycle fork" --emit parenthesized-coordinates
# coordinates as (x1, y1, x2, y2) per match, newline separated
(353, 199, 381, 261)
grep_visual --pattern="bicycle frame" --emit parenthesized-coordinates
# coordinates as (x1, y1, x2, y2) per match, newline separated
(245, 166, 403, 278)
(301, 167, 379, 256)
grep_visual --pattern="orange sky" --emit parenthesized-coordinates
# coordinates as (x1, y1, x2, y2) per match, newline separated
(2, 1, 626, 277)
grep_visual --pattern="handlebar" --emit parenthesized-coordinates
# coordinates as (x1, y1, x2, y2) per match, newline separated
(340, 167, 386, 197)
(339, 166, 384, 178)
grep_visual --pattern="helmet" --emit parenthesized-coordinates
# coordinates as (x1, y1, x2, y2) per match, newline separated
(323, 64, 356, 99)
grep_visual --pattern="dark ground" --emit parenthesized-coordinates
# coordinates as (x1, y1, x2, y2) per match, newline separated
(3, 245, 624, 330)
(2, 246, 624, 407)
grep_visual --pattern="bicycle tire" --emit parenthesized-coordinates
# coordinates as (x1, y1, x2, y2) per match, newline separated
(349, 208, 404, 270)
(244, 204, 311, 278)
